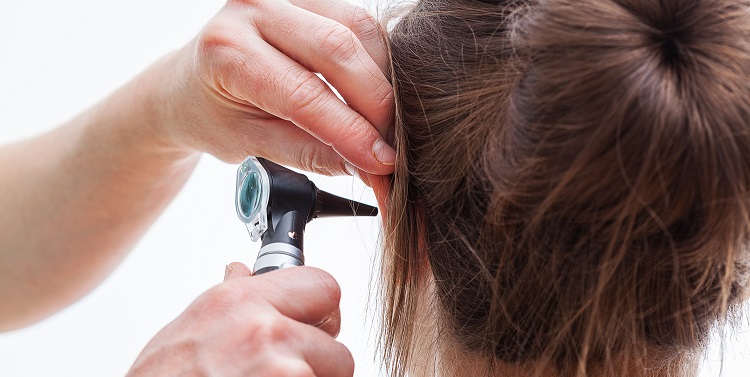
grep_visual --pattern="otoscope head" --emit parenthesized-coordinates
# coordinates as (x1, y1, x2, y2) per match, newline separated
(235, 156, 378, 274)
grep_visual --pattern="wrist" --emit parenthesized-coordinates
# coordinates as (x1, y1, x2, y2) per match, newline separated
(143, 44, 212, 158)
(122, 48, 201, 159)
(72, 50, 202, 171)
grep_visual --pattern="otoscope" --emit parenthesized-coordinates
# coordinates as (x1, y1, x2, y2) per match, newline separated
(235, 156, 378, 274)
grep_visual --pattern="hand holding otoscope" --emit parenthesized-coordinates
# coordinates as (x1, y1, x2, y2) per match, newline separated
(129, 157, 375, 376)
(235, 156, 378, 274)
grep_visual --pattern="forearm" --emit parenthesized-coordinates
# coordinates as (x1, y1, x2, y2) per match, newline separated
(0, 0, 396, 331)
(0, 53, 200, 330)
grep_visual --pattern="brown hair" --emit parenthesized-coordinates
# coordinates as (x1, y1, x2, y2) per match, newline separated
(380, 0, 750, 375)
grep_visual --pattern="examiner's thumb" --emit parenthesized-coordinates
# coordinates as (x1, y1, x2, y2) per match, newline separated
(224, 262, 252, 281)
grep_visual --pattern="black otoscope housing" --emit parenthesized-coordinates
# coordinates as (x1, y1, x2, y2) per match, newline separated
(235, 156, 378, 274)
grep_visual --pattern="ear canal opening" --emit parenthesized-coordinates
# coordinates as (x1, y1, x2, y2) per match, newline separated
(314, 189, 378, 218)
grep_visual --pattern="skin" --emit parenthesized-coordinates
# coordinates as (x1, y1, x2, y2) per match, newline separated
(128, 264, 354, 377)
(0, 0, 391, 374)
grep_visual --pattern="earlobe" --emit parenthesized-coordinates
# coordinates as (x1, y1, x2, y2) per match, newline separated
(364, 172, 392, 217)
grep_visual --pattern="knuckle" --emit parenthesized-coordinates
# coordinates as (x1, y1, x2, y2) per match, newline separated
(294, 142, 337, 176)
(307, 268, 342, 304)
(350, 8, 382, 43)
(331, 115, 369, 148)
(197, 22, 240, 55)
(317, 24, 360, 64)
(247, 313, 291, 345)
(266, 317, 292, 344)
(294, 142, 318, 172)
(196, 26, 255, 97)
(285, 71, 328, 121)
(373, 78, 395, 111)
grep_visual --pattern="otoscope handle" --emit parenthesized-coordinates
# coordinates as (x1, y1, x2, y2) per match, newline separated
(252, 211, 307, 274)
(253, 242, 305, 274)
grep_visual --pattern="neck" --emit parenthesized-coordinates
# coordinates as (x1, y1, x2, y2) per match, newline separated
(407, 278, 698, 377)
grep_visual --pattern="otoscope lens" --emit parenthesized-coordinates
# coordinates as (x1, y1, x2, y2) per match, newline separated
(240, 171, 262, 219)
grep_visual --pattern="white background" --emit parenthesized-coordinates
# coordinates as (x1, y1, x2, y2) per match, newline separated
(0, 0, 748, 376)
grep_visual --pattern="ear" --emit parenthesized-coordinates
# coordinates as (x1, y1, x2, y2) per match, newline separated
(364, 172, 391, 214)
(362, 171, 432, 275)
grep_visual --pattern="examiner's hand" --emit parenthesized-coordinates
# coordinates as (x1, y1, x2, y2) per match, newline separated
(154, 0, 395, 176)
(127, 263, 353, 377)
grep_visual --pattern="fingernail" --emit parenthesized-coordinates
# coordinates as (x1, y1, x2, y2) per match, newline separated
(386, 125, 395, 146)
(372, 138, 396, 166)
(224, 264, 233, 281)
(344, 162, 357, 177)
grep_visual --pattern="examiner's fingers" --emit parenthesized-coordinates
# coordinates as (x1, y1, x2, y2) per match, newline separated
(315, 307, 342, 337)
(257, 0, 393, 137)
(224, 262, 252, 281)
(237, 118, 348, 176)
(225, 37, 395, 174)
(258, 2, 393, 136)
(243, 267, 342, 327)
(289, 320, 355, 377)
(291, 0, 389, 74)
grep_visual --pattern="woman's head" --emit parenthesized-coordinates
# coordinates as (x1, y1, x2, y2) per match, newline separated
(377, 0, 750, 375)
